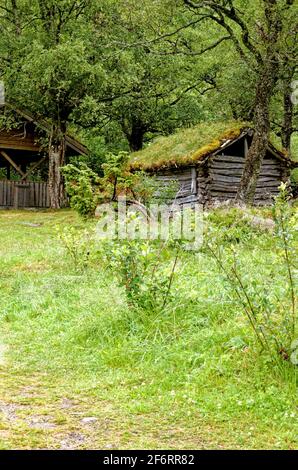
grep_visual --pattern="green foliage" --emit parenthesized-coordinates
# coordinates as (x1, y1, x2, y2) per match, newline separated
(272, 183, 297, 340)
(1, 209, 298, 449)
(102, 151, 130, 176)
(204, 209, 262, 245)
(205, 185, 297, 365)
(101, 151, 157, 204)
(63, 152, 158, 218)
(103, 239, 179, 310)
(56, 225, 96, 272)
(62, 163, 100, 218)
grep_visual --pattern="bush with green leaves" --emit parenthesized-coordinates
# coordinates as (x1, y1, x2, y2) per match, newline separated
(272, 183, 297, 342)
(63, 152, 157, 219)
(62, 163, 100, 218)
(56, 225, 96, 272)
(103, 238, 180, 311)
(205, 184, 297, 366)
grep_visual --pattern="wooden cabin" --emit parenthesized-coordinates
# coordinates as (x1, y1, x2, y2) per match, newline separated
(0, 105, 88, 209)
(129, 121, 298, 206)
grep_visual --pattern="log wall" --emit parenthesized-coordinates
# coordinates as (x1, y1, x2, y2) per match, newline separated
(208, 152, 289, 205)
(151, 152, 289, 207)
(154, 167, 198, 208)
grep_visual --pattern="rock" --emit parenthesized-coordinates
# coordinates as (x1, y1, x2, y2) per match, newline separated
(0, 402, 19, 421)
(28, 417, 56, 429)
(19, 222, 43, 228)
(246, 215, 275, 232)
(60, 433, 85, 450)
(60, 398, 74, 409)
(81, 417, 98, 424)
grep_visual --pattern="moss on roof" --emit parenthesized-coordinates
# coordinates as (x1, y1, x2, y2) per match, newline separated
(129, 121, 251, 171)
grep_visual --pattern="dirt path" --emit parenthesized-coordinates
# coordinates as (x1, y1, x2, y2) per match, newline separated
(0, 339, 117, 449)
(0, 349, 209, 450)
(0, 367, 129, 449)
(2, 367, 159, 450)
(0, 370, 210, 450)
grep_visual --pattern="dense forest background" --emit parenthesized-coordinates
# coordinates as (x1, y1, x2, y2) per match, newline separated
(0, 0, 297, 203)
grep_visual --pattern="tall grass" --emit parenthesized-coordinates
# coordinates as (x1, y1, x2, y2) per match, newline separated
(0, 206, 297, 449)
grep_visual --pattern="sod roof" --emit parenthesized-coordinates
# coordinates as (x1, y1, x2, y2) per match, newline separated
(128, 121, 294, 171)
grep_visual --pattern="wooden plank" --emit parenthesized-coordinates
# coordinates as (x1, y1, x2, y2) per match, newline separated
(244, 137, 249, 158)
(212, 156, 245, 164)
(21, 156, 47, 181)
(0, 181, 3, 206)
(191, 167, 197, 194)
(210, 193, 237, 199)
(210, 162, 281, 171)
(34, 183, 37, 207)
(210, 184, 238, 191)
(0, 142, 40, 152)
(5, 181, 9, 206)
(210, 168, 281, 178)
(42, 183, 45, 207)
(46, 184, 50, 207)
(13, 185, 18, 209)
(210, 175, 281, 185)
(174, 195, 198, 205)
(212, 155, 282, 166)
(210, 188, 279, 200)
(0, 150, 26, 178)
(156, 170, 192, 175)
(0, 180, 50, 208)
(210, 184, 280, 194)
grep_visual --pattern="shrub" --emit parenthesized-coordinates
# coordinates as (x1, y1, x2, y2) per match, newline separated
(57, 225, 96, 271)
(103, 238, 180, 311)
(63, 152, 157, 218)
(62, 163, 100, 218)
(205, 184, 297, 366)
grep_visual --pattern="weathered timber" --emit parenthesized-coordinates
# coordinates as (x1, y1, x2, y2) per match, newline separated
(211, 177, 282, 185)
(0, 150, 26, 178)
(212, 155, 287, 166)
(0, 180, 50, 208)
(210, 162, 283, 172)
(140, 128, 294, 207)
(210, 168, 282, 178)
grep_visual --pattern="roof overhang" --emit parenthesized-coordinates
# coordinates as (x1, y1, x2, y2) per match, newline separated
(2, 103, 88, 156)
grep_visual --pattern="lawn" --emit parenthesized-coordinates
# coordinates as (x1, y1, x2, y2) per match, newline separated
(0, 208, 297, 450)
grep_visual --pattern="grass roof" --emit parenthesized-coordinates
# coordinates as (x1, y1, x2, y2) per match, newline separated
(129, 121, 251, 171)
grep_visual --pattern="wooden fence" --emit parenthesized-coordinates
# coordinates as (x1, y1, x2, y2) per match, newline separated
(0, 180, 50, 208)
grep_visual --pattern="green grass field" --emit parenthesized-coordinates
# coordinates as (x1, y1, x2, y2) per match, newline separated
(0, 208, 297, 450)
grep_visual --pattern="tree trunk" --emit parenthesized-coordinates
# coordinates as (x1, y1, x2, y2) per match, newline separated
(281, 80, 294, 157)
(236, 76, 272, 203)
(236, 1, 281, 204)
(11, 0, 21, 35)
(126, 119, 146, 152)
(48, 132, 66, 209)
